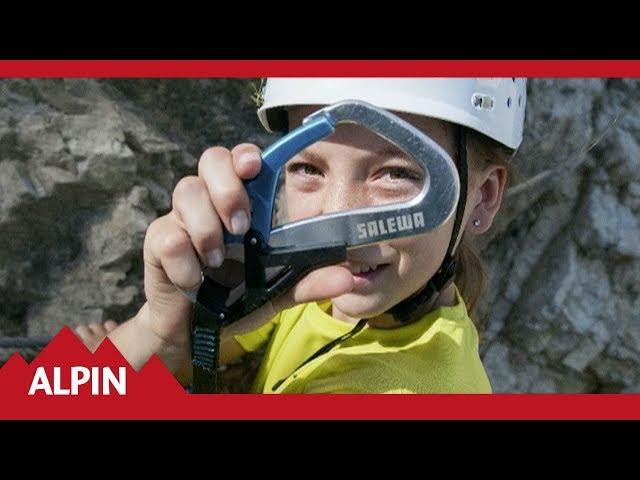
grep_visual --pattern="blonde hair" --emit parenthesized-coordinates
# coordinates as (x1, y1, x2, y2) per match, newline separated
(455, 130, 515, 320)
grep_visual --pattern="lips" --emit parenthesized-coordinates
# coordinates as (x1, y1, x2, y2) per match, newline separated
(347, 262, 384, 275)
(344, 258, 390, 273)
(353, 264, 388, 277)
(344, 261, 390, 289)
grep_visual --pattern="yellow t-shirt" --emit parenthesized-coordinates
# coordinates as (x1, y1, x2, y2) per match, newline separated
(234, 287, 492, 394)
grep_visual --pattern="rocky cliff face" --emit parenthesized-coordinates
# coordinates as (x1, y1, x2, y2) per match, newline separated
(1, 79, 638, 392)
(477, 79, 640, 392)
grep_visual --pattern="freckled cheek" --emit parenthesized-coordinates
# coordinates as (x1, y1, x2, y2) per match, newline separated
(285, 189, 324, 222)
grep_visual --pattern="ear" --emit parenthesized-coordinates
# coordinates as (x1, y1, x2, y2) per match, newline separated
(465, 164, 508, 235)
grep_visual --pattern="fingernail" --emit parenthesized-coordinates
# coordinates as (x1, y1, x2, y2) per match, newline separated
(230, 210, 250, 235)
(207, 249, 224, 268)
(239, 152, 261, 169)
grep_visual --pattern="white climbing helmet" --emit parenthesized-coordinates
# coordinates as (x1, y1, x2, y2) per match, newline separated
(257, 78, 527, 150)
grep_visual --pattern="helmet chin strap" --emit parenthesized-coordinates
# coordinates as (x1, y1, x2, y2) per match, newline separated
(386, 126, 468, 324)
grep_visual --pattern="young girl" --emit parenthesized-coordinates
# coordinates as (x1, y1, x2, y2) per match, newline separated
(76, 78, 526, 393)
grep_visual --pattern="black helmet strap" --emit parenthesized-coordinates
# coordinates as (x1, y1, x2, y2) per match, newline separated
(386, 125, 468, 323)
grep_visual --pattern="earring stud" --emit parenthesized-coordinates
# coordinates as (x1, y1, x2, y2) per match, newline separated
(473, 219, 481, 227)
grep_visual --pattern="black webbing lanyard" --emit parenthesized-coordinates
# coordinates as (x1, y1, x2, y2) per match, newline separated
(271, 318, 368, 391)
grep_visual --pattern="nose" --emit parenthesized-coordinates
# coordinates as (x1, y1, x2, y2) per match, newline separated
(321, 179, 370, 215)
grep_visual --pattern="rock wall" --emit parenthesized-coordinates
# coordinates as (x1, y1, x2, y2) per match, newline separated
(477, 79, 640, 392)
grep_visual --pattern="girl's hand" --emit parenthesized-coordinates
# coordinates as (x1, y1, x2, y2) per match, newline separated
(138, 144, 355, 374)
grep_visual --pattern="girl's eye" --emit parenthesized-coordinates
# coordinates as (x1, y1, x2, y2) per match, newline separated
(377, 167, 423, 182)
(287, 162, 324, 177)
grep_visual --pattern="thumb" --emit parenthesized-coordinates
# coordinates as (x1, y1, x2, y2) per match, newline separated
(207, 265, 356, 337)
(273, 265, 355, 312)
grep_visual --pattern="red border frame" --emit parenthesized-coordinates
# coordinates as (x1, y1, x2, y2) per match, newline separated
(5, 394, 640, 421)
(1, 59, 640, 77)
(1, 60, 638, 420)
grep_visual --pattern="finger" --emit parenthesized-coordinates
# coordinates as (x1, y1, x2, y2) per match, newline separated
(74, 324, 91, 339)
(273, 265, 355, 312)
(104, 320, 118, 332)
(198, 147, 251, 236)
(74, 325, 96, 347)
(172, 176, 225, 268)
(145, 215, 203, 292)
(87, 322, 105, 336)
(225, 265, 355, 337)
(231, 143, 262, 180)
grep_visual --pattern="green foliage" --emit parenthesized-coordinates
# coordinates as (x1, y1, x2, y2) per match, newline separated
(250, 78, 266, 107)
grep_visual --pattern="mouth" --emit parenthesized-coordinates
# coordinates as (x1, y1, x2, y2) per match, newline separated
(344, 260, 391, 287)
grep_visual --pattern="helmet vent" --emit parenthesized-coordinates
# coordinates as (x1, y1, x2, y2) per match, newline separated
(471, 93, 495, 111)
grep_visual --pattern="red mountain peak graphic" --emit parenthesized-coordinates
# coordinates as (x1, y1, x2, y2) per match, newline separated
(0, 326, 187, 419)
(3, 328, 639, 421)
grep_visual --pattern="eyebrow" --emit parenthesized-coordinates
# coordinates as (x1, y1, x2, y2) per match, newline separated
(297, 145, 414, 165)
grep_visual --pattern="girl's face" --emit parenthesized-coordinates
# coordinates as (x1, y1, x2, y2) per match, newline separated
(285, 106, 499, 324)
